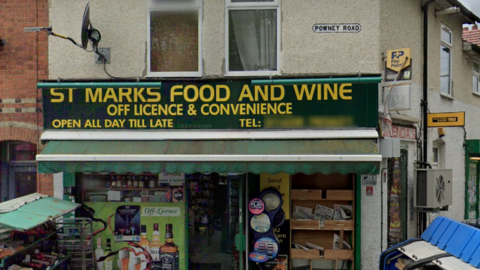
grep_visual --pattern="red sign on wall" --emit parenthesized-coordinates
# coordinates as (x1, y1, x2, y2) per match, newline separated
(382, 126, 416, 140)
(366, 186, 374, 196)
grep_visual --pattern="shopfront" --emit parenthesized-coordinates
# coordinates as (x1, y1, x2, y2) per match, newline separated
(36, 77, 381, 270)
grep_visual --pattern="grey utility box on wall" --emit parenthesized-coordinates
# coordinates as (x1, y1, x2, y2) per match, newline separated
(380, 138, 400, 158)
(414, 169, 453, 210)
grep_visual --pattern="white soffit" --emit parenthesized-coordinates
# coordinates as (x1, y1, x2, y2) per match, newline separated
(40, 129, 379, 141)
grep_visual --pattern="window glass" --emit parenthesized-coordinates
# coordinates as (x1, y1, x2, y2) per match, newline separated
(229, 10, 277, 72)
(474, 76, 479, 93)
(474, 62, 479, 73)
(150, 11, 199, 72)
(432, 148, 439, 163)
(440, 45, 451, 94)
(441, 28, 451, 44)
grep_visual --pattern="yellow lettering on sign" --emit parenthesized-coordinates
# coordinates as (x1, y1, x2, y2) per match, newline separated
(293, 84, 316, 100)
(118, 88, 133, 102)
(271, 85, 285, 101)
(104, 88, 118, 102)
(86, 88, 102, 102)
(134, 88, 146, 102)
(324, 84, 338, 100)
(200, 85, 214, 102)
(50, 88, 64, 103)
(146, 88, 161, 102)
(216, 85, 230, 102)
(184, 85, 199, 102)
(170, 85, 184, 102)
(255, 86, 268, 101)
(238, 85, 254, 102)
(340, 83, 352, 100)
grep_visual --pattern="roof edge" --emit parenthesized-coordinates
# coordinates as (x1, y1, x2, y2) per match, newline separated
(444, 0, 480, 24)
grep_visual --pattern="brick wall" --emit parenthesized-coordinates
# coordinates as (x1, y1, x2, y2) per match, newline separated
(0, 0, 52, 196)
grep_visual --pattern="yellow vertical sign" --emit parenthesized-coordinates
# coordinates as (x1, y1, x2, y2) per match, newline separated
(260, 173, 290, 220)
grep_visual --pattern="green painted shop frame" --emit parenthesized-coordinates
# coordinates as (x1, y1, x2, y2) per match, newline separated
(465, 140, 480, 223)
(37, 77, 382, 270)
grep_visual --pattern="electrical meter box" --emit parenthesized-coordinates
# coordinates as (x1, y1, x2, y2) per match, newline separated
(380, 138, 400, 158)
(414, 169, 453, 209)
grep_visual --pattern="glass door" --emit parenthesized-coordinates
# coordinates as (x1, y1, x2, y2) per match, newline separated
(188, 173, 244, 270)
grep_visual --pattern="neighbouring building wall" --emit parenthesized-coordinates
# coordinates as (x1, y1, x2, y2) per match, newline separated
(376, 1, 480, 269)
(0, 0, 53, 197)
(379, 0, 480, 253)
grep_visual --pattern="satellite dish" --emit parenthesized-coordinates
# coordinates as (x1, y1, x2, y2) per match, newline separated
(80, 3, 90, 49)
(24, 2, 101, 52)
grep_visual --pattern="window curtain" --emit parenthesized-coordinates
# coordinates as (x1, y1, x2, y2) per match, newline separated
(230, 8, 277, 71)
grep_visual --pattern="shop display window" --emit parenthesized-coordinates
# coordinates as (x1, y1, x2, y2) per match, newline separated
(81, 173, 182, 203)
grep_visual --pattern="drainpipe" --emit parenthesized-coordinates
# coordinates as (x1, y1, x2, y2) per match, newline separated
(421, 0, 436, 233)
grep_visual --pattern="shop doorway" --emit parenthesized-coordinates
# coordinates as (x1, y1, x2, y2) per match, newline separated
(0, 141, 37, 202)
(188, 173, 245, 270)
(387, 149, 408, 247)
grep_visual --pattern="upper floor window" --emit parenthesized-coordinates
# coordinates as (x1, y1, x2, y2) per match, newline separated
(148, 0, 202, 77)
(440, 25, 452, 96)
(473, 61, 479, 94)
(226, 0, 280, 76)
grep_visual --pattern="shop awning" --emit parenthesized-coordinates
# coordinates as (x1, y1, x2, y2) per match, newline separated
(37, 138, 381, 175)
(0, 193, 80, 231)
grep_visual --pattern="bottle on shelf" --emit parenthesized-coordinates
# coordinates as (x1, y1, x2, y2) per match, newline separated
(116, 175, 122, 188)
(147, 175, 156, 188)
(95, 237, 105, 270)
(159, 224, 179, 270)
(104, 238, 113, 270)
(138, 225, 150, 252)
(111, 175, 117, 188)
(133, 175, 139, 188)
(139, 175, 145, 188)
(127, 175, 133, 188)
(150, 223, 162, 261)
(121, 175, 127, 188)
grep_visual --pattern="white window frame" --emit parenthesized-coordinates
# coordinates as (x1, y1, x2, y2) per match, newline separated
(147, 0, 203, 77)
(225, 0, 281, 77)
(473, 60, 480, 95)
(440, 24, 453, 96)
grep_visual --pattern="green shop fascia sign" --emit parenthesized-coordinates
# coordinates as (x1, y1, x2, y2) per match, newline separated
(40, 79, 379, 130)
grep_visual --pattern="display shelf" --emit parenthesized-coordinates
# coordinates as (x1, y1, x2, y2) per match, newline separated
(291, 190, 354, 201)
(290, 220, 353, 231)
(291, 189, 322, 200)
(290, 249, 353, 261)
(323, 249, 354, 260)
(326, 190, 354, 201)
(290, 173, 356, 270)
(291, 248, 321, 259)
(0, 231, 56, 267)
(83, 187, 170, 191)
